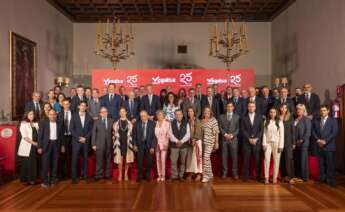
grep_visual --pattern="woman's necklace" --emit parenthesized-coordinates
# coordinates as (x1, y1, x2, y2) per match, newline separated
(119, 119, 128, 131)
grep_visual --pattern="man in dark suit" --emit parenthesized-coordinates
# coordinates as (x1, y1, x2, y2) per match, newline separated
(71, 85, 86, 113)
(298, 83, 320, 119)
(230, 87, 245, 116)
(181, 88, 201, 118)
(241, 101, 264, 182)
(133, 110, 156, 182)
(70, 101, 93, 184)
(101, 83, 122, 121)
(245, 87, 265, 117)
(140, 84, 161, 120)
(201, 86, 220, 118)
(312, 105, 338, 187)
(92, 107, 114, 181)
(124, 91, 140, 123)
(88, 88, 101, 121)
(195, 83, 204, 103)
(261, 86, 275, 115)
(219, 102, 240, 179)
(24, 91, 42, 119)
(119, 85, 128, 106)
(274, 88, 295, 114)
(37, 109, 64, 188)
(293, 87, 303, 106)
(57, 99, 73, 180)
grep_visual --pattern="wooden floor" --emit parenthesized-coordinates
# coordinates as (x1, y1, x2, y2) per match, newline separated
(1, 177, 345, 212)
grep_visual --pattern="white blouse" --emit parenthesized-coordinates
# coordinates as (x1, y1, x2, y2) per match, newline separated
(17, 121, 39, 157)
(262, 120, 284, 149)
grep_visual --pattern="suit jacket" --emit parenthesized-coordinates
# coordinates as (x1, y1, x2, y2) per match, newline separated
(240, 113, 264, 145)
(38, 120, 64, 152)
(101, 93, 122, 120)
(274, 98, 295, 115)
(282, 117, 296, 147)
(133, 120, 156, 149)
(124, 99, 140, 120)
(312, 116, 338, 151)
(201, 95, 221, 118)
(88, 98, 101, 119)
(297, 93, 320, 117)
(244, 96, 266, 117)
(57, 110, 73, 135)
(140, 94, 161, 117)
(230, 97, 246, 117)
(181, 97, 201, 118)
(119, 94, 128, 106)
(70, 113, 93, 143)
(294, 116, 312, 148)
(71, 95, 86, 113)
(219, 113, 240, 142)
(91, 118, 114, 149)
(24, 101, 42, 118)
(262, 95, 275, 116)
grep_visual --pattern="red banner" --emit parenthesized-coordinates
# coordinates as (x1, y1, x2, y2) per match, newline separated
(92, 68, 255, 94)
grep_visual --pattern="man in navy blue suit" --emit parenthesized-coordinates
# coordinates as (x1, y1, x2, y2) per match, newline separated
(101, 83, 121, 121)
(133, 110, 156, 182)
(70, 101, 93, 184)
(124, 91, 139, 123)
(140, 84, 161, 120)
(244, 87, 265, 117)
(70, 85, 86, 113)
(230, 87, 245, 117)
(201, 86, 220, 118)
(37, 109, 64, 188)
(298, 83, 320, 119)
(312, 105, 338, 187)
(24, 91, 42, 119)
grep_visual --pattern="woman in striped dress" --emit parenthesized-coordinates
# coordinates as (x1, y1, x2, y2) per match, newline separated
(200, 106, 219, 183)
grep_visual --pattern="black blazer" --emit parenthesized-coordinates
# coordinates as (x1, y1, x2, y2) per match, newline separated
(124, 99, 140, 120)
(38, 120, 64, 152)
(297, 93, 320, 117)
(70, 95, 86, 113)
(282, 116, 296, 147)
(312, 117, 338, 151)
(24, 101, 43, 118)
(101, 94, 122, 120)
(230, 97, 246, 117)
(201, 95, 221, 118)
(70, 113, 93, 143)
(140, 95, 161, 117)
(240, 113, 264, 145)
(132, 120, 156, 149)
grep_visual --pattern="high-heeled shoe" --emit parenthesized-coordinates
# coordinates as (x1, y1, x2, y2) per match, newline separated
(124, 175, 129, 181)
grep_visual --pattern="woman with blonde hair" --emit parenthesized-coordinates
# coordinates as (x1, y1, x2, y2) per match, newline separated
(200, 106, 219, 183)
(113, 107, 134, 181)
(279, 104, 296, 184)
(293, 104, 311, 182)
(263, 108, 284, 184)
(154, 110, 170, 181)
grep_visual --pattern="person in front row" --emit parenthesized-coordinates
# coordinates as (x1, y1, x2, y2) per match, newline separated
(133, 110, 156, 182)
(17, 110, 39, 185)
(154, 110, 170, 182)
(312, 105, 338, 187)
(241, 101, 264, 182)
(92, 107, 114, 181)
(70, 101, 93, 184)
(219, 102, 240, 180)
(200, 106, 219, 183)
(38, 109, 64, 188)
(169, 109, 191, 180)
(263, 108, 284, 184)
(293, 104, 311, 182)
(113, 107, 134, 181)
(185, 106, 203, 181)
(279, 104, 296, 184)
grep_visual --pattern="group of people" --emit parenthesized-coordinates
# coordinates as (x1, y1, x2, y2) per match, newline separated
(17, 82, 339, 188)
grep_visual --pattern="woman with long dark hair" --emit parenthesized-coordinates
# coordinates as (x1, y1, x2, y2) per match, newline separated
(163, 92, 179, 122)
(17, 110, 39, 185)
(279, 104, 296, 184)
(262, 108, 284, 184)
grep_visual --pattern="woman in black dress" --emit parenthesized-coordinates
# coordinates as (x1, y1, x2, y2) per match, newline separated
(113, 107, 134, 181)
(17, 110, 39, 185)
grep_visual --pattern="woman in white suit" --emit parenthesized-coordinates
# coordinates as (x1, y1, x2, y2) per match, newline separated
(263, 108, 284, 184)
(17, 110, 39, 185)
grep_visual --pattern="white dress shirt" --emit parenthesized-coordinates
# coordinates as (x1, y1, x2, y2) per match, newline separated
(49, 122, 57, 140)
(249, 112, 255, 125)
(80, 113, 86, 128)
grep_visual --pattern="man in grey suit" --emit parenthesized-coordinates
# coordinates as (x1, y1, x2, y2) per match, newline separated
(182, 88, 201, 118)
(88, 88, 101, 121)
(219, 102, 240, 179)
(92, 107, 114, 181)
